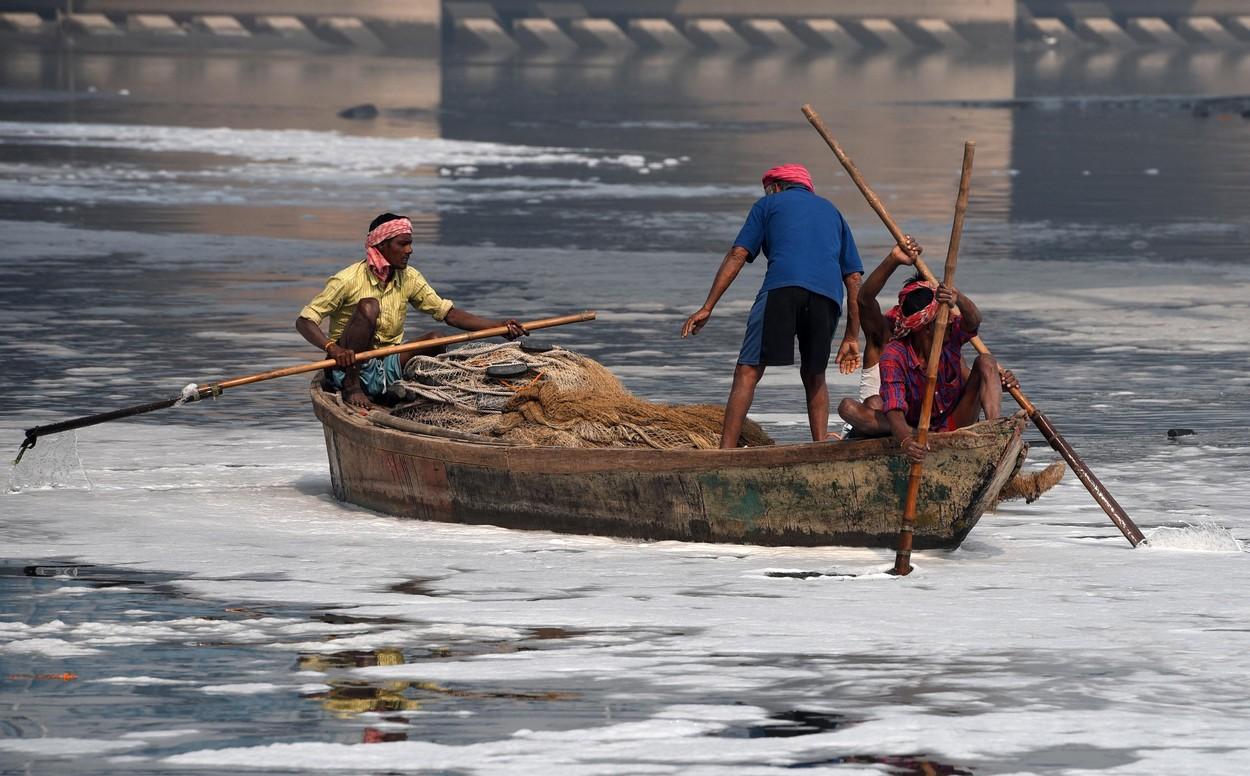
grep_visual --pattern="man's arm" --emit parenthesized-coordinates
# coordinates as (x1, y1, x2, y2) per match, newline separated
(834, 271, 862, 374)
(681, 246, 750, 338)
(444, 307, 527, 339)
(886, 409, 927, 464)
(858, 236, 922, 349)
(879, 346, 927, 463)
(935, 284, 981, 334)
(296, 316, 356, 368)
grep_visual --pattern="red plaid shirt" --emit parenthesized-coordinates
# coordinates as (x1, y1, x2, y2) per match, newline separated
(879, 318, 977, 430)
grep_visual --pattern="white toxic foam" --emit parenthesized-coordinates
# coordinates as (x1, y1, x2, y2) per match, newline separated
(1143, 521, 1245, 552)
(0, 121, 668, 177)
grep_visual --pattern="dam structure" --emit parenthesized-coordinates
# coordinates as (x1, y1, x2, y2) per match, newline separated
(2, 1, 1250, 55)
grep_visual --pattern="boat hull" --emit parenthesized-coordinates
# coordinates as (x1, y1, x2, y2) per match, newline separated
(312, 386, 1026, 549)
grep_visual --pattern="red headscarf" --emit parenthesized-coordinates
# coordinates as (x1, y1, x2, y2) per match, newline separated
(762, 164, 814, 192)
(364, 217, 412, 282)
(889, 280, 958, 339)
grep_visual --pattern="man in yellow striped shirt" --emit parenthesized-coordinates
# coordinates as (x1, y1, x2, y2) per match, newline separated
(297, 213, 526, 408)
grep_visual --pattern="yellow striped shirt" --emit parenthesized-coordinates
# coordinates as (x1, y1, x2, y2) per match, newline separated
(299, 260, 453, 348)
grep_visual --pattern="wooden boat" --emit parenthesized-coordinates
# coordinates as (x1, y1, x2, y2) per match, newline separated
(311, 384, 1027, 549)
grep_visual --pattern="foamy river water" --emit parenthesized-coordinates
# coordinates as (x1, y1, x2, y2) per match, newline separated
(2, 42, 1250, 774)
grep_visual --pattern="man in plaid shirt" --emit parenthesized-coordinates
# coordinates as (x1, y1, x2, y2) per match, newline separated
(842, 249, 1017, 462)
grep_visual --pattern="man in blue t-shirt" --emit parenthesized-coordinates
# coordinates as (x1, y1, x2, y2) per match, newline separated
(681, 164, 866, 448)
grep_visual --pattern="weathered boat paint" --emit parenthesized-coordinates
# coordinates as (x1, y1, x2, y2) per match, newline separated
(312, 385, 1026, 549)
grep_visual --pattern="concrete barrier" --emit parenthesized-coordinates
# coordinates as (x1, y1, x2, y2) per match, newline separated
(1023, 17, 1078, 45)
(1125, 17, 1187, 46)
(567, 17, 634, 49)
(738, 18, 802, 49)
(454, 16, 518, 51)
(8, 1, 1245, 55)
(1075, 17, 1137, 47)
(316, 16, 385, 47)
(1174, 16, 1239, 46)
(684, 18, 749, 50)
(902, 18, 968, 48)
(1228, 16, 1250, 42)
(65, 13, 122, 36)
(851, 18, 914, 48)
(512, 17, 577, 50)
(791, 18, 860, 50)
(255, 15, 320, 44)
(128, 14, 185, 35)
(627, 18, 692, 49)
(191, 15, 250, 37)
(0, 11, 46, 32)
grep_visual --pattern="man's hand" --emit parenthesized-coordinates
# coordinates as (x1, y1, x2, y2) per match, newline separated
(898, 433, 929, 464)
(682, 308, 712, 338)
(889, 235, 923, 265)
(936, 283, 958, 308)
(835, 337, 861, 374)
(325, 343, 356, 368)
(1000, 368, 1019, 392)
(502, 319, 528, 340)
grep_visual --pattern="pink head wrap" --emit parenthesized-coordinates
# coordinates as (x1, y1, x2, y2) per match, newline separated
(889, 280, 957, 339)
(364, 217, 412, 282)
(762, 164, 814, 192)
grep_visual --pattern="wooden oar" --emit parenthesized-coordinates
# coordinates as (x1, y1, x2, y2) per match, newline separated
(15, 311, 597, 464)
(893, 141, 975, 576)
(802, 103, 1146, 547)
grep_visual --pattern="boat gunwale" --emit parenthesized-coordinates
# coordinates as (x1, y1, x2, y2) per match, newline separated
(311, 384, 1027, 475)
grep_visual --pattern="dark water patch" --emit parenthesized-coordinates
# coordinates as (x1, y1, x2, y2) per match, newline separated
(21, 563, 94, 577)
(720, 709, 852, 739)
(679, 590, 787, 598)
(765, 570, 865, 579)
(315, 612, 411, 626)
(911, 93, 1250, 117)
(791, 753, 974, 774)
(386, 577, 444, 596)
(4, 560, 176, 590)
(525, 591, 594, 602)
(527, 627, 585, 640)
(0, 560, 395, 773)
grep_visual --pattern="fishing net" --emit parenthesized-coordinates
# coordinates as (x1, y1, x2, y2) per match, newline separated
(388, 342, 773, 450)
(8, 431, 92, 492)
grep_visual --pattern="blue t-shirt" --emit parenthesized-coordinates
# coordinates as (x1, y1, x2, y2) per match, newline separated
(732, 187, 864, 308)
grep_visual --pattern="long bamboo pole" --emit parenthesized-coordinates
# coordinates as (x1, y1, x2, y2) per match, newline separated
(894, 142, 974, 576)
(15, 312, 597, 463)
(802, 103, 1145, 547)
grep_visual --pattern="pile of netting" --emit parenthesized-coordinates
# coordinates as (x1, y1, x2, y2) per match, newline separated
(388, 342, 773, 450)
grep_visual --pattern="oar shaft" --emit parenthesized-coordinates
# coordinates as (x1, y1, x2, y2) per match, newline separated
(23, 394, 201, 441)
(803, 104, 1145, 548)
(1032, 411, 1145, 545)
(215, 312, 597, 390)
(16, 312, 597, 463)
(894, 141, 974, 576)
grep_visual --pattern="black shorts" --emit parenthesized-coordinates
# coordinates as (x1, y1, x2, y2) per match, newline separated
(738, 286, 841, 373)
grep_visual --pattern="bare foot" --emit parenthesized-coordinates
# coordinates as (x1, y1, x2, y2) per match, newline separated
(341, 386, 377, 411)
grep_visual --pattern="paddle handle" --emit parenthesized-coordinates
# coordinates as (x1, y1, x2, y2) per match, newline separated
(16, 312, 597, 463)
(894, 141, 974, 576)
(215, 311, 597, 390)
(804, 104, 1145, 548)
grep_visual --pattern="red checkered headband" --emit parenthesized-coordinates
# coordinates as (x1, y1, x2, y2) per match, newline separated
(364, 217, 412, 280)
(761, 164, 814, 192)
(890, 280, 958, 339)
